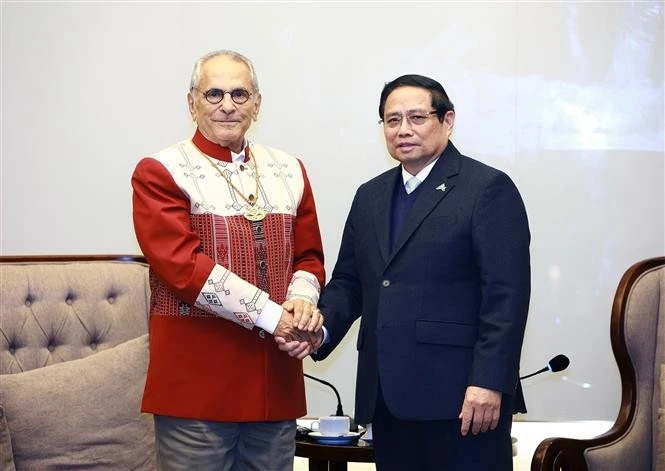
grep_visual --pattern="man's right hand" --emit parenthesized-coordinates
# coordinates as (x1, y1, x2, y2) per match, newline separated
(274, 308, 324, 359)
(274, 308, 309, 342)
(275, 329, 324, 360)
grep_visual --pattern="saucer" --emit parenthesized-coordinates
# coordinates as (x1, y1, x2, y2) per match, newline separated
(308, 431, 361, 445)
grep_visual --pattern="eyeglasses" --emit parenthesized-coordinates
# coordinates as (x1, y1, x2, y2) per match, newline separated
(380, 111, 439, 129)
(192, 87, 252, 105)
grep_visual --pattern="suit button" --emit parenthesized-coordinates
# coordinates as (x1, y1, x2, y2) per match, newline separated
(382, 280, 391, 287)
(258, 330, 266, 339)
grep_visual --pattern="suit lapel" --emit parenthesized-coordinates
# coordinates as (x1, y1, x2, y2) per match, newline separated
(388, 143, 461, 265)
(372, 168, 401, 264)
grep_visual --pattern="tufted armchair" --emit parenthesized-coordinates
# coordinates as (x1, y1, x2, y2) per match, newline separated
(532, 256, 665, 471)
(0, 255, 157, 470)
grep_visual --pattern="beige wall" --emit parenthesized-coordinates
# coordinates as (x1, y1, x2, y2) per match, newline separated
(1, 1, 663, 421)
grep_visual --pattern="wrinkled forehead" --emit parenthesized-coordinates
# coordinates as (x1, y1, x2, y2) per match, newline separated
(200, 55, 253, 89)
(384, 86, 433, 115)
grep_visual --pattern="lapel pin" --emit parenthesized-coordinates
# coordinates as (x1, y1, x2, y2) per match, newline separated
(436, 183, 447, 192)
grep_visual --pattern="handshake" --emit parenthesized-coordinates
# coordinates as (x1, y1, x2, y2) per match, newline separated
(273, 298, 324, 360)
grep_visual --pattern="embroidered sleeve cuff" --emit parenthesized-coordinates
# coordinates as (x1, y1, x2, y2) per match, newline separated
(286, 270, 321, 305)
(255, 300, 282, 335)
(194, 264, 270, 330)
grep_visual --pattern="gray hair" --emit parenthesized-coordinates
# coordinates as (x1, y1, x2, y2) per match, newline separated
(189, 50, 260, 93)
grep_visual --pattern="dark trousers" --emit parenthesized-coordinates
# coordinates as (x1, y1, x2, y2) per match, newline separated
(372, 386, 513, 471)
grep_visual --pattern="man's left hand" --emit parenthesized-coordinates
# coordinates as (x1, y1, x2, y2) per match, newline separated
(282, 299, 323, 332)
(458, 386, 502, 436)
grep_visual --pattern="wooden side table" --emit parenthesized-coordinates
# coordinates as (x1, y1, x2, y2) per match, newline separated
(295, 438, 374, 471)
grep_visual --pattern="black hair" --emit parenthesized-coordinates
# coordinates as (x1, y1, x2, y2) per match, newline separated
(378, 74, 454, 121)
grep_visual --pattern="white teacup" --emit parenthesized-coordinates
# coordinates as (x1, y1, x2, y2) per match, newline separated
(311, 416, 350, 436)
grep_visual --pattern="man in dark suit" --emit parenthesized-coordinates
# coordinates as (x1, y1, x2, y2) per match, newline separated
(279, 74, 530, 470)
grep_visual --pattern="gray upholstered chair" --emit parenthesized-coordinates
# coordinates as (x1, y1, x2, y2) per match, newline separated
(0, 255, 156, 470)
(532, 256, 665, 471)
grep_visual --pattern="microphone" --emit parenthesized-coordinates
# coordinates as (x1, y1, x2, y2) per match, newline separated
(520, 354, 570, 380)
(512, 354, 570, 414)
(304, 373, 358, 432)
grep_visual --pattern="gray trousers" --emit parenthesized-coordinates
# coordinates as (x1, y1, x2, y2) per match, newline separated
(154, 415, 296, 471)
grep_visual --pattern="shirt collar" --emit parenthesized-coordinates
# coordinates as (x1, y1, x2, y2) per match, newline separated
(191, 128, 249, 163)
(401, 157, 439, 186)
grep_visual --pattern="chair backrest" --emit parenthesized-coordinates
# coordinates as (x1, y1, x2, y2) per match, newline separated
(584, 257, 665, 470)
(0, 255, 150, 375)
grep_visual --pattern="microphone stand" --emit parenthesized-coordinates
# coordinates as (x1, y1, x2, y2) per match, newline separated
(304, 373, 343, 416)
(520, 367, 548, 380)
(304, 373, 357, 431)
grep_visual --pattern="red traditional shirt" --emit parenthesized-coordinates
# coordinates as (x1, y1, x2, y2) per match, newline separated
(132, 130, 325, 421)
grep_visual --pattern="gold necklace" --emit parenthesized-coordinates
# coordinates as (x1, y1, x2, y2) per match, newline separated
(201, 148, 267, 221)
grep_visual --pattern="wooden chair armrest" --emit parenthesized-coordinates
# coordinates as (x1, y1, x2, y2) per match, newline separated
(531, 425, 626, 471)
(532, 436, 591, 470)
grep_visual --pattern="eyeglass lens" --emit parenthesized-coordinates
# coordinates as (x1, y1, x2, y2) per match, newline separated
(203, 88, 251, 105)
(382, 111, 437, 128)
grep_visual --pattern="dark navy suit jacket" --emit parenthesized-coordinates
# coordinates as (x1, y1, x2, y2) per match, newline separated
(314, 142, 531, 425)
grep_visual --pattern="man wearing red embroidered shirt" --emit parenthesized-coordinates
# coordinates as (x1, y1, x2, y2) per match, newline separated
(131, 50, 325, 471)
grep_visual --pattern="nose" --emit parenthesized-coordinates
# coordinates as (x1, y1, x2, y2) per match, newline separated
(219, 93, 236, 113)
(397, 118, 413, 135)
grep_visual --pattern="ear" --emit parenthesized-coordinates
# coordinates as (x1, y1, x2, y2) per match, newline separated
(444, 110, 455, 136)
(187, 91, 196, 122)
(252, 93, 262, 121)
